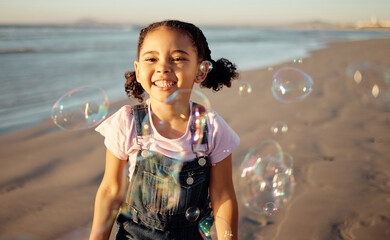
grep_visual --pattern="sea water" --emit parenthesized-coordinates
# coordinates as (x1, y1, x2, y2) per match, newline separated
(1, 25, 390, 135)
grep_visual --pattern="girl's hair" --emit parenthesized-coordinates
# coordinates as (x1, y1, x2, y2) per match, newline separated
(124, 20, 239, 102)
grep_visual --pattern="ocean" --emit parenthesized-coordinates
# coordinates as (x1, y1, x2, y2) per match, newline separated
(1, 25, 390, 135)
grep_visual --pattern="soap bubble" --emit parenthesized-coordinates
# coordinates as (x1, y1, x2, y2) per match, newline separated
(186, 207, 200, 222)
(240, 140, 283, 179)
(51, 86, 109, 130)
(122, 151, 183, 214)
(239, 140, 295, 215)
(200, 60, 213, 74)
(142, 89, 211, 157)
(346, 62, 390, 109)
(293, 58, 303, 64)
(199, 215, 232, 239)
(238, 82, 252, 96)
(270, 121, 288, 136)
(271, 67, 313, 103)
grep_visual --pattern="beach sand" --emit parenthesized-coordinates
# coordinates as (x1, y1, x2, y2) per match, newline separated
(1, 38, 390, 240)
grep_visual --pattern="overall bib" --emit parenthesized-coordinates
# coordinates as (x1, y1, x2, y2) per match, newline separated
(116, 103, 213, 240)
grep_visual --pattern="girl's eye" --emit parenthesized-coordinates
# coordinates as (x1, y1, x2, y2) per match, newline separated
(145, 58, 157, 62)
(172, 57, 186, 62)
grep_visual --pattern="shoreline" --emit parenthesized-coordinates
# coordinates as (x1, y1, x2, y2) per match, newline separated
(1, 37, 390, 239)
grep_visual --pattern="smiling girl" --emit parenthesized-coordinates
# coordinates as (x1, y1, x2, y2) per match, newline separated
(90, 20, 240, 240)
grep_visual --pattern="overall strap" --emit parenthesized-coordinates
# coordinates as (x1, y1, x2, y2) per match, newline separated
(132, 104, 149, 136)
(190, 102, 208, 146)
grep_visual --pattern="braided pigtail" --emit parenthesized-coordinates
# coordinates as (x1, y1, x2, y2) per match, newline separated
(124, 71, 144, 103)
(200, 58, 238, 91)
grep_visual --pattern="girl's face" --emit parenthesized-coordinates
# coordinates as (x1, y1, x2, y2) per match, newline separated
(134, 26, 205, 105)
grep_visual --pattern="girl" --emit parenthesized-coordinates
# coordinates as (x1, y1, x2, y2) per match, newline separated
(90, 20, 240, 240)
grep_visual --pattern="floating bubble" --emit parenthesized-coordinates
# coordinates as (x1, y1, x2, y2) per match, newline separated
(238, 82, 252, 96)
(142, 89, 211, 157)
(293, 58, 303, 64)
(346, 62, 390, 109)
(186, 207, 200, 222)
(199, 215, 232, 240)
(271, 67, 313, 103)
(51, 86, 109, 130)
(240, 140, 283, 179)
(270, 121, 288, 136)
(200, 60, 213, 74)
(239, 141, 295, 215)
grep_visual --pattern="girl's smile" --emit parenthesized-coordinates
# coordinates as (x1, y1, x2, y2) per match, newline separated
(153, 79, 177, 89)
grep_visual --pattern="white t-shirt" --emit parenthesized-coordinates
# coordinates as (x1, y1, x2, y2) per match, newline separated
(95, 101, 240, 178)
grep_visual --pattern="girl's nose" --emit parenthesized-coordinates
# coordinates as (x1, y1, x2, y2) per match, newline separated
(156, 60, 171, 73)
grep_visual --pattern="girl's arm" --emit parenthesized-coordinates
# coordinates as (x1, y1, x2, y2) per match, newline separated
(90, 149, 128, 240)
(209, 154, 239, 240)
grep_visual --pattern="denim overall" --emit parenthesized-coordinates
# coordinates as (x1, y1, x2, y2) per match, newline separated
(116, 103, 212, 240)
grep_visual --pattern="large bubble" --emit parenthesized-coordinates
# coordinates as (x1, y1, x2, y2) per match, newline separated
(199, 215, 232, 239)
(239, 140, 295, 216)
(271, 67, 313, 103)
(346, 62, 390, 109)
(141, 89, 211, 158)
(51, 86, 109, 130)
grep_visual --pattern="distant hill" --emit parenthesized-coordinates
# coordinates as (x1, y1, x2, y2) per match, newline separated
(286, 20, 353, 30)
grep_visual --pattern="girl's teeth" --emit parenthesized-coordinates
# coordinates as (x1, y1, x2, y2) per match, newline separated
(155, 81, 175, 87)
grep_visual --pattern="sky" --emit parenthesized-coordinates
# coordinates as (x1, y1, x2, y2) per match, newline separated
(0, 0, 390, 26)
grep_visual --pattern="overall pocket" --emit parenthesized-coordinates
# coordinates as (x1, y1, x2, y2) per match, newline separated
(142, 171, 181, 214)
(177, 169, 207, 213)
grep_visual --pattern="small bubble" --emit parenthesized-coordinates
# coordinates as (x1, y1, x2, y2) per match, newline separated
(238, 82, 252, 96)
(200, 60, 213, 74)
(185, 207, 200, 222)
(293, 58, 303, 64)
(270, 121, 288, 136)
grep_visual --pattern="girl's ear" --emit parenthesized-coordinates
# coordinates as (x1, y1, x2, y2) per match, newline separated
(134, 60, 140, 82)
(195, 68, 207, 84)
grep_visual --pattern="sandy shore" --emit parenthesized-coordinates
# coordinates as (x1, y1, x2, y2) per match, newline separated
(1, 38, 390, 240)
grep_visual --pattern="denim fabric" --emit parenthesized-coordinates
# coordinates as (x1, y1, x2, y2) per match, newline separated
(116, 214, 205, 240)
(116, 104, 212, 240)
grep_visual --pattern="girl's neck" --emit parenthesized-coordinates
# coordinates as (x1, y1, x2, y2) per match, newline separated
(149, 99, 191, 139)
